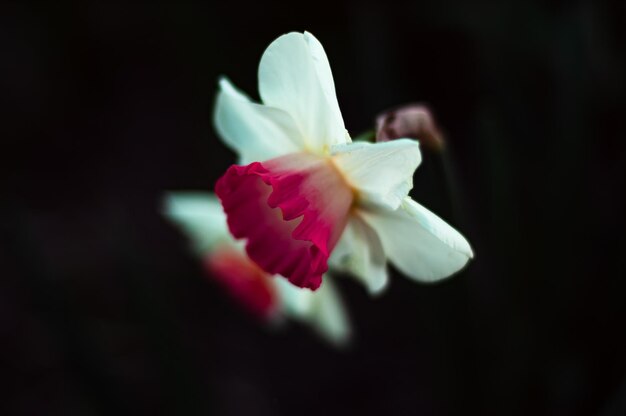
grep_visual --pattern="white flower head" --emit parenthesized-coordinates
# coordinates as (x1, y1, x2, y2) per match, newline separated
(214, 31, 473, 294)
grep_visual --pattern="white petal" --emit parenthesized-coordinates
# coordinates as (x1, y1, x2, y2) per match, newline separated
(332, 139, 422, 210)
(274, 277, 314, 317)
(214, 77, 303, 164)
(258, 32, 347, 153)
(330, 214, 388, 294)
(361, 197, 473, 282)
(275, 277, 351, 346)
(163, 192, 232, 255)
(302, 32, 348, 145)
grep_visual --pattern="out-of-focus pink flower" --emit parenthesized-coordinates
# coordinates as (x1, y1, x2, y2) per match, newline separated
(376, 104, 445, 151)
(204, 246, 278, 319)
(164, 192, 352, 345)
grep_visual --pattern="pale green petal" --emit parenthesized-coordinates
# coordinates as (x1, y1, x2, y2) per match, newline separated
(214, 77, 302, 164)
(258, 32, 347, 153)
(274, 277, 315, 317)
(330, 214, 388, 295)
(332, 139, 421, 210)
(163, 192, 233, 255)
(275, 277, 351, 346)
(361, 197, 473, 282)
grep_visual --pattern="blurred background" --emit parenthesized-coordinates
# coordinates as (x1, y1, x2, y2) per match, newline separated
(2, 1, 625, 415)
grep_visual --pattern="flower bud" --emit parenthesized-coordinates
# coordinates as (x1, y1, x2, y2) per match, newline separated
(376, 104, 445, 151)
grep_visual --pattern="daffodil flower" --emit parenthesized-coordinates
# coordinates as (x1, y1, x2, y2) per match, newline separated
(214, 31, 473, 293)
(164, 192, 351, 345)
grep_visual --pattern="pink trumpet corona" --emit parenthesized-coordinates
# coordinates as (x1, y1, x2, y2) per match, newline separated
(216, 154, 353, 289)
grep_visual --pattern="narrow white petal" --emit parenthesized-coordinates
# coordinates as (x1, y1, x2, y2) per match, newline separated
(214, 77, 302, 164)
(275, 277, 351, 346)
(361, 197, 473, 282)
(330, 214, 388, 294)
(163, 192, 232, 255)
(332, 139, 422, 210)
(258, 32, 347, 153)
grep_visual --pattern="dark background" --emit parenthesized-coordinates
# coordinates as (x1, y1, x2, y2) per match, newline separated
(2, 1, 625, 415)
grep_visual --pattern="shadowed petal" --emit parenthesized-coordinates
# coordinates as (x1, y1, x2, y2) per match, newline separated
(332, 139, 421, 210)
(275, 276, 351, 346)
(361, 197, 473, 282)
(214, 77, 303, 164)
(163, 192, 229, 254)
(330, 214, 388, 294)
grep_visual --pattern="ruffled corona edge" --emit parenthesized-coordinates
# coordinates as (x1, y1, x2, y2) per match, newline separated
(215, 155, 353, 290)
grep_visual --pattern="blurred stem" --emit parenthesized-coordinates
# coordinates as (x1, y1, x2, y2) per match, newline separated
(437, 147, 468, 236)
(352, 129, 375, 142)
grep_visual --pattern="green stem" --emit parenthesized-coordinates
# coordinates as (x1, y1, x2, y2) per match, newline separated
(352, 129, 376, 142)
